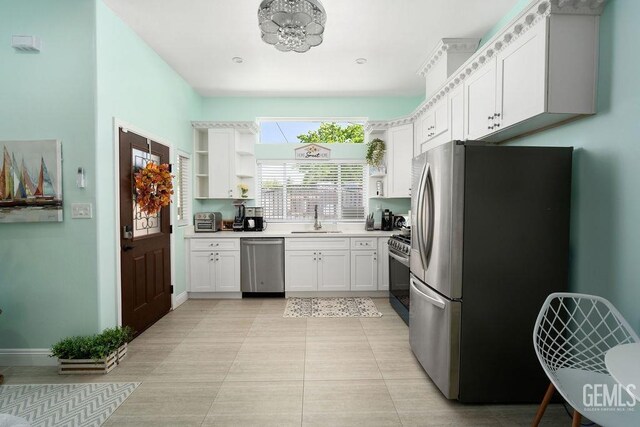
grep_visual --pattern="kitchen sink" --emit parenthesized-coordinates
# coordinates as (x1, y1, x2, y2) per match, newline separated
(290, 230, 343, 234)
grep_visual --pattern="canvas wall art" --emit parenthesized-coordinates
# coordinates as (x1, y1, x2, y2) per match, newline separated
(0, 139, 63, 223)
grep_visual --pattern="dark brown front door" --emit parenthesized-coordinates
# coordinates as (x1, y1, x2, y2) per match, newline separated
(119, 128, 171, 337)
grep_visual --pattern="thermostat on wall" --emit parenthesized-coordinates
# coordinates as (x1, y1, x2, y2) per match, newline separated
(12, 35, 41, 52)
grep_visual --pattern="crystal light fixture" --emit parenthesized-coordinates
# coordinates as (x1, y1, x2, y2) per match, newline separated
(258, 0, 326, 53)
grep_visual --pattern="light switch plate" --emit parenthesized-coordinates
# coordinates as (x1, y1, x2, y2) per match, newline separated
(71, 203, 93, 219)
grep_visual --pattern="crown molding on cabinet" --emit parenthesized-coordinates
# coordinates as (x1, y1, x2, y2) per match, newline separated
(191, 121, 259, 134)
(416, 38, 481, 78)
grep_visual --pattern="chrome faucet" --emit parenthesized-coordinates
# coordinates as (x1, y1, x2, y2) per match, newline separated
(314, 204, 322, 230)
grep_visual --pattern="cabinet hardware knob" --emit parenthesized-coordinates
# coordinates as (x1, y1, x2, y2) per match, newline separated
(495, 113, 501, 117)
(495, 123, 500, 127)
(488, 126, 493, 130)
(313, 258, 316, 261)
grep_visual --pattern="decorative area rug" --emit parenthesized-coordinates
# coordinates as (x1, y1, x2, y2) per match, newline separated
(284, 297, 383, 318)
(0, 383, 139, 427)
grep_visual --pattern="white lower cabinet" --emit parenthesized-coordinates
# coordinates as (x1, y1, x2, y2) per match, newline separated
(285, 250, 319, 291)
(350, 250, 378, 291)
(377, 237, 390, 291)
(188, 239, 240, 293)
(214, 251, 241, 292)
(318, 250, 351, 291)
(286, 249, 350, 291)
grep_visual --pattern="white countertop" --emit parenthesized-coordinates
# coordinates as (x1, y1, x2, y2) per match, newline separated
(185, 229, 394, 239)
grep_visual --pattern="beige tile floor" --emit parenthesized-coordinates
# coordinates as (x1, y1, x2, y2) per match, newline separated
(1, 298, 570, 426)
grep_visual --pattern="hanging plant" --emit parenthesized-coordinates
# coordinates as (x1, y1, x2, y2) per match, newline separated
(365, 138, 386, 167)
(134, 162, 174, 215)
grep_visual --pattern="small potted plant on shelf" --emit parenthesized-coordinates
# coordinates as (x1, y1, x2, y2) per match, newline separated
(238, 183, 249, 198)
(51, 326, 133, 375)
(366, 138, 386, 175)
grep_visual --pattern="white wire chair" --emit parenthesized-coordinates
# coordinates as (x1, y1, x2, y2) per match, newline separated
(532, 292, 640, 427)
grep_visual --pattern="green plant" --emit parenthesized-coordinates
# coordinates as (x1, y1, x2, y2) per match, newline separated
(51, 326, 133, 360)
(365, 138, 386, 167)
(297, 122, 364, 144)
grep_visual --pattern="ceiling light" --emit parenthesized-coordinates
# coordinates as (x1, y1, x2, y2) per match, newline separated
(355, 58, 367, 65)
(258, 0, 327, 53)
(232, 57, 244, 63)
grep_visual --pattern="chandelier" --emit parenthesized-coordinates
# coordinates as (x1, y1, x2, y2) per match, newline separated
(258, 0, 327, 53)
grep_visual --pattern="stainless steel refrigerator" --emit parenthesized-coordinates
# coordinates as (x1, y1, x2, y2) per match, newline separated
(410, 141, 572, 403)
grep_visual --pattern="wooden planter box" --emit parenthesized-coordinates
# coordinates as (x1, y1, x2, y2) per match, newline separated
(58, 344, 127, 375)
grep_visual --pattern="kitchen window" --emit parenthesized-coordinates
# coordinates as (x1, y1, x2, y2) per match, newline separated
(175, 151, 191, 226)
(257, 161, 367, 222)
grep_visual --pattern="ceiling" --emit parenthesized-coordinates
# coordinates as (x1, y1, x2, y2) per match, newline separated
(103, 0, 518, 97)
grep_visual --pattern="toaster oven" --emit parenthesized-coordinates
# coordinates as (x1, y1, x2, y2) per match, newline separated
(194, 212, 223, 232)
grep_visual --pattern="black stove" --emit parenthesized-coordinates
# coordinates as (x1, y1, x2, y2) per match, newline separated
(387, 233, 411, 325)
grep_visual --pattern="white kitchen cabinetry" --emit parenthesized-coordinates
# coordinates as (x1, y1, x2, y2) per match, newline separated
(318, 250, 351, 291)
(188, 238, 240, 293)
(285, 250, 318, 291)
(285, 249, 350, 291)
(449, 84, 465, 142)
(377, 237, 390, 291)
(351, 237, 379, 291)
(386, 124, 413, 198)
(193, 122, 257, 199)
(464, 58, 497, 141)
(464, 11, 600, 142)
(351, 250, 378, 291)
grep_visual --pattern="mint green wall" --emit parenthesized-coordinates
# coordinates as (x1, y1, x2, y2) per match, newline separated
(501, 1, 640, 330)
(200, 97, 423, 122)
(95, 1, 202, 328)
(0, 0, 99, 348)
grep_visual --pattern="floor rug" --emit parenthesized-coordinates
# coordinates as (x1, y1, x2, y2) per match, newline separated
(284, 297, 383, 318)
(0, 383, 139, 427)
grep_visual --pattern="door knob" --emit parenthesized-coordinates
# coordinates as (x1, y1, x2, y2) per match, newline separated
(122, 244, 135, 252)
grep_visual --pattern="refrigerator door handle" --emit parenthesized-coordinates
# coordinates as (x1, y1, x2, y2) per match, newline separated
(424, 164, 435, 267)
(416, 163, 429, 271)
(411, 277, 445, 309)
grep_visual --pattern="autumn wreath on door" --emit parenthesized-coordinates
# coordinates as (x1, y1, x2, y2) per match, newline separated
(134, 162, 174, 215)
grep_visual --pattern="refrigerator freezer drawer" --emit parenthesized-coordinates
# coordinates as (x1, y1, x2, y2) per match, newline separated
(409, 275, 461, 399)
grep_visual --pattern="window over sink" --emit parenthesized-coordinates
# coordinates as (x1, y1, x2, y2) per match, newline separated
(257, 161, 367, 222)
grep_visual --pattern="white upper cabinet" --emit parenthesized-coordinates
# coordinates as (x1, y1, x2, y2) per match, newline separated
(386, 124, 413, 198)
(449, 84, 465, 142)
(387, 0, 605, 147)
(495, 20, 547, 131)
(193, 122, 257, 199)
(207, 129, 234, 198)
(464, 58, 497, 141)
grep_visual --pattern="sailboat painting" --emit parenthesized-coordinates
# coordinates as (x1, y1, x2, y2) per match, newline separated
(0, 139, 63, 223)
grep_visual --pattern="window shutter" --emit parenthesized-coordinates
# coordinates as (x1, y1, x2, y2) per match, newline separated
(176, 153, 191, 225)
(257, 162, 367, 222)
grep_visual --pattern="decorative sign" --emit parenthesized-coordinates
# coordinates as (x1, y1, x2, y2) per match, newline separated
(295, 144, 331, 160)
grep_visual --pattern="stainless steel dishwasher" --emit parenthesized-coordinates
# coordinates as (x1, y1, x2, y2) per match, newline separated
(240, 238, 285, 294)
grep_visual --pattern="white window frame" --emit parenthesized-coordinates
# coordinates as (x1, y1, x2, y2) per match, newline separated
(175, 150, 192, 227)
(257, 159, 368, 223)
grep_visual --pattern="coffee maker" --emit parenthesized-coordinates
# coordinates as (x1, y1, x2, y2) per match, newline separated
(244, 207, 266, 231)
(233, 203, 246, 232)
(381, 209, 394, 231)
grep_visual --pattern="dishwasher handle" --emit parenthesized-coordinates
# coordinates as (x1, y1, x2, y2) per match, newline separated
(242, 239, 284, 245)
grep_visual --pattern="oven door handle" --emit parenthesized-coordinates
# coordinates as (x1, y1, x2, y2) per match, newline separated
(388, 251, 410, 267)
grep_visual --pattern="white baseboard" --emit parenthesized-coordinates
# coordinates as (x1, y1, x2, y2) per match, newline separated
(187, 292, 242, 299)
(286, 291, 389, 298)
(172, 291, 188, 309)
(0, 349, 56, 366)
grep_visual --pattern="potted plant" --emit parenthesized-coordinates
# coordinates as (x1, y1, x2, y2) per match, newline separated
(51, 326, 133, 375)
(238, 183, 249, 198)
(366, 138, 386, 174)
